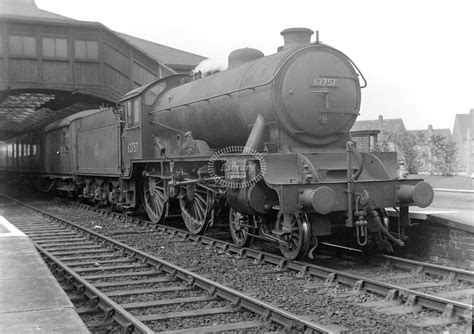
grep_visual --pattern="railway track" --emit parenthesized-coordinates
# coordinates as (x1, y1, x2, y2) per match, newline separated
(319, 242, 474, 284)
(1, 194, 340, 333)
(59, 198, 474, 327)
(2, 194, 472, 331)
(64, 199, 474, 282)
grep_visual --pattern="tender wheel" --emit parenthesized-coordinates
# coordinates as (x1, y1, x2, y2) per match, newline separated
(229, 208, 254, 247)
(179, 184, 212, 234)
(143, 176, 168, 224)
(278, 213, 311, 260)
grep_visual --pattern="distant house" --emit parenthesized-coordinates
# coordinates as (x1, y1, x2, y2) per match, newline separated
(407, 125, 452, 142)
(351, 115, 405, 152)
(452, 109, 474, 175)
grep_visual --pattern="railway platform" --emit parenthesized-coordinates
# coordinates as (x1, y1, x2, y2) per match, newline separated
(388, 188, 474, 269)
(0, 215, 88, 333)
(388, 188, 474, 232)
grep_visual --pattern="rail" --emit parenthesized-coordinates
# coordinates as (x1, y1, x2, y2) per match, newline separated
(1, 193, 338, 333)
(60, 199, 474, 321)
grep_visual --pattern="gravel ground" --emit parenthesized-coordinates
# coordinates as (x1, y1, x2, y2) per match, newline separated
(312, 255, 473, 300)
(2, 198, 472, 333)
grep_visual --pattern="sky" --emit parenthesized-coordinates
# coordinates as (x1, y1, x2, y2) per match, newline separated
(36, 0, 474, 131)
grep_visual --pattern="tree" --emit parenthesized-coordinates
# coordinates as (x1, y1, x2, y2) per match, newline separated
(374, 130, 421, 174)
(397, 132, 420, 174)
(429, 135, 457, 176)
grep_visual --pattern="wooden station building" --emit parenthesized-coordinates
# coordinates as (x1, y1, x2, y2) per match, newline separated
(0, 0, 205, 140)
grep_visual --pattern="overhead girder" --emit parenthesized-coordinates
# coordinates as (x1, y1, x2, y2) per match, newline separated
(0, 89, 115, 140)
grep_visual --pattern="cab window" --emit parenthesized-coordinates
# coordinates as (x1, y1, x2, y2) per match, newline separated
(144, 81, 167, 106)
(125, 101, 132, 126)
(133, 98, 140, 124)
(123, 97, 141, 128)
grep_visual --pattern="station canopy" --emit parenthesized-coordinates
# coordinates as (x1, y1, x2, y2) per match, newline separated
(0, 0, 205, 141)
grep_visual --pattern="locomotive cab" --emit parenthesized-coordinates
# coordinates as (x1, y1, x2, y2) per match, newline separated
(118, 75, 191, 177)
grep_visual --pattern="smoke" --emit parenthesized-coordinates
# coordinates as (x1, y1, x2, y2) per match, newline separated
(191, 59, 227, 78)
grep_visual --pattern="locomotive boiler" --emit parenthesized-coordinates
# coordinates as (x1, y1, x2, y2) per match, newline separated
(0, 28, 434, 260)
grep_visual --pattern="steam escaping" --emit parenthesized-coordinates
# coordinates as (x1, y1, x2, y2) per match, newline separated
(191, 59, 227, 79)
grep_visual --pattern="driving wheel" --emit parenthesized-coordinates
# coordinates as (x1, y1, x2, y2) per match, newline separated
(277, 213, 311, 260)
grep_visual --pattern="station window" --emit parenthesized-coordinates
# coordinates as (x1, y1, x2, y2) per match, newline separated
(0, 37, 3, 56)
(32, 145, 37, 156)
(74, 40, 99, 60)
(9, 35, 36, 57)
(42, 38, 68, 58)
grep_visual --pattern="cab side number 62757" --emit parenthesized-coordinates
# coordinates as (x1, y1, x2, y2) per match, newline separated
(127, 141, 138, 153)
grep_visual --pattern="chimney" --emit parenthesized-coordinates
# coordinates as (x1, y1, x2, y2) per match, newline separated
(378, 115, 383, 123)
(278, 28, 313, 51)
(471, 109, 474, 140)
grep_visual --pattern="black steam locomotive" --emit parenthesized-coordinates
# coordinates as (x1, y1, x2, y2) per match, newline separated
(0, 28, 433, 260)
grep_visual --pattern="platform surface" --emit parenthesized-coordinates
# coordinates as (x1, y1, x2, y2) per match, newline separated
(0, 215, 89, 333)
(388, 190, 474, 233)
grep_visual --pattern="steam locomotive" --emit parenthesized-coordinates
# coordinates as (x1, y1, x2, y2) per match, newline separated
(0, 28, 434, 260)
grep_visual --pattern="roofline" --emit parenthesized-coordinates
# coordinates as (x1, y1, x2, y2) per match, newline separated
(42, 109, 103, 132)
(111, 32, 176, 75)
(350, 130, 380, 135)
(407, 128, 451, 132)
(0, 15, 101, 27)
(0, 16, 177, 76)
(117, 31, 207, 60)
(119, 74, 189, 102)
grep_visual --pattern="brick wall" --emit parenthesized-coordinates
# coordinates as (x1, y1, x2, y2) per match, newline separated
(353, 136, 370, 152)
(399, 221, 474, 269)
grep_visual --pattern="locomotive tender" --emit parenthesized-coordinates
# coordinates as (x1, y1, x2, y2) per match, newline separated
(0, 28, 434, 259)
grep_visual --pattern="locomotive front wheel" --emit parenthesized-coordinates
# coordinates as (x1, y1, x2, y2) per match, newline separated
(143, 176, 168, 224)
(278, 213, 311, 260)
(179, 184, 212, 234)
(229, 208, 254, 247)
